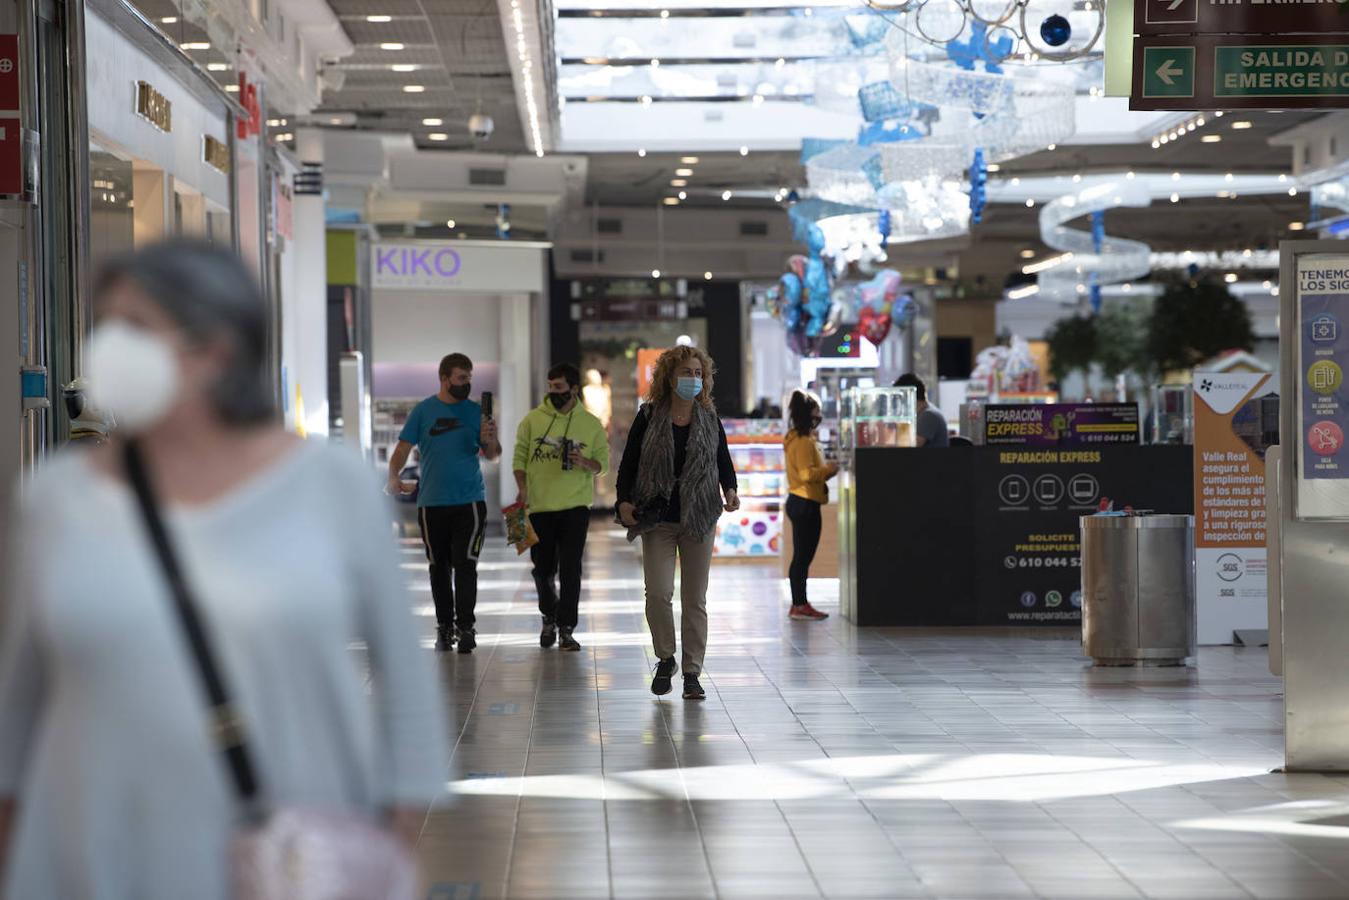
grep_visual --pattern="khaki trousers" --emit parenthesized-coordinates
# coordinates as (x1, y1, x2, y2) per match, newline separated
(641, 523, 714, 676)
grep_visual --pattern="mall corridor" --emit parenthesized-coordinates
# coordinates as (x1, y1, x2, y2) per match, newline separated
(407, 527, 1346, 900)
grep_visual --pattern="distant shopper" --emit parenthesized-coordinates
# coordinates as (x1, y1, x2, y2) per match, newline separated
(784, 390, 839, 620)
(893, 373, 950, 447)
(0, 241, 446, 898)
(616, 346, 738, 701)
(513, 363, 610, 652)
(388, 353, 502, 653)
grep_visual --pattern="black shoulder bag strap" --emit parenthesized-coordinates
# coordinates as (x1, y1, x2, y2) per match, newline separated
(121, 440, 267, 821)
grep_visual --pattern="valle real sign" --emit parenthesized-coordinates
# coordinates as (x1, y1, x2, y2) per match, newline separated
(371, 241, 547, 293)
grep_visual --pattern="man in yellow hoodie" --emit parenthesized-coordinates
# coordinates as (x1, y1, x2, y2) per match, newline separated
(513, 363, 610, 651)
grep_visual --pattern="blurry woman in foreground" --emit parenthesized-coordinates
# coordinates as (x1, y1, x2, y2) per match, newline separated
(0, 241, 446, 898)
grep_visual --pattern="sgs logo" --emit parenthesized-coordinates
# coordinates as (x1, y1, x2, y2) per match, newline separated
(1217, 553, 1245, 583)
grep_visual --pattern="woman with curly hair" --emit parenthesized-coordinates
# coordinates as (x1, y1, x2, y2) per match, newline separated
(616, 346, 739, 700)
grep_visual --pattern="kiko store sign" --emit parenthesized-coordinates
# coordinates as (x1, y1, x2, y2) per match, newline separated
(372, 241, 546, 293)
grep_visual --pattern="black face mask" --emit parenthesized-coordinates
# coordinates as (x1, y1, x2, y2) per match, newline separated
(548, 391, 572, 410)
(448, 383, 471, 401)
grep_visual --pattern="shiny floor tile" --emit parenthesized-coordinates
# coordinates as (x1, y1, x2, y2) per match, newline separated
(404, 526, 1349, 899)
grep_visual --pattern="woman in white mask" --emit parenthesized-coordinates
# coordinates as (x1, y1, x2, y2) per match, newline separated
(0, 241, 447, 898)
(615, 345, 739, 701)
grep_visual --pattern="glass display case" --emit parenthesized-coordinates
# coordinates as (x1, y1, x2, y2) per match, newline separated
(714, 419, 785, 558)
(1150, 384, 1194, 445)
(841, 386, 918, 460)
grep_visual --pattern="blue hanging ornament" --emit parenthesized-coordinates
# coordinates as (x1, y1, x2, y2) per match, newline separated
(1040, 14, 1071, 47)
(968, 149, 988, 225)
(878, 209, 892, 250)
(1090, 211, 1105, 254)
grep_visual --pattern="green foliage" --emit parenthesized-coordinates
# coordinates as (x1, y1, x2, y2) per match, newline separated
(1044, 314, 1098, 381)
(1145, 275, 1255, 375)
(1095, 298, 1154, 380)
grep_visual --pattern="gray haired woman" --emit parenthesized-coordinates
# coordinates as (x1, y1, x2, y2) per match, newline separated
(0, 241, 446, 897)
(615, 345, 739, 701)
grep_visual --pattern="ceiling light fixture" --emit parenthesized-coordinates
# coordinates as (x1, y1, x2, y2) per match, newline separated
(1025, 199, 1035, 208)
(1170, 193, 1180, 202)
(207, 63, 229, 72)
(1225, 273, 1238, 283)
(1289, 187, 1299, 197)
(446, 219, 456, 228)
(679, 191, 687, 200)
(671, 179, 688, 187)
(422, 117, 443, 126)
(1231, 120, 1253, 130)
(380, 42, 404, 50)
(429, 133, 448, 141)
(675, 168, 693, 177)
(367, 15, 392, 22)
(180, 41, 210, 50)
(739, 146, 749, 156)
(662, 198, 679, 206)
(1290, 221, 1306, 231)
(652, 269, 662, 278)
(1022, 252, 1073, 275)
(391, 64, 417, 72)
(510, 0, 545, 160)
(403, 85, 425, 93)
(722, 190, 733, 201)
(638, 148, 647, 157)
(1202, 135, 1221, 143)
(704, 272, 713, 280)
(224, 85, 239, 93)
(986, 164, 1001, 173)
(1006, 284, 1040, 300)
(1019, 249, 1036, 259)
(161, 15, 178, 23)
(680, 156, 699, 164)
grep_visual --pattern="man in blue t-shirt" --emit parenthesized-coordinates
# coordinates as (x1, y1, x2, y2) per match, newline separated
(387, 352, 502, 653)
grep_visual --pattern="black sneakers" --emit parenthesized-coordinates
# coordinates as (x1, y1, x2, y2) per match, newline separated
(651, 658, 678, 696)
(559, 628, 582, 652)
(682, 674, 706, 701)
(540, 617, 558, 649)
(434, 625, 455, 653)
(457, 628, 477, 654)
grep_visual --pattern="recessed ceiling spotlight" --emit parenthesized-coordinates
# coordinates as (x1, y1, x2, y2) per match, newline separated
(367, 15, 392, 22)
(423, 118, 443, 126)
(391, 64, 417, 72)
(652, 269, 663, 278)
(986, 164, 1001, 172)
(180, 41, 210, 50)
(638, 148, 647, 157)
(1201, 135, 1221, 143)
(671, 179, 688, 187)
(428, 133, 448, 141)
(1019, 249, 1036, 259)
(403, 85, 425, 93)
(1231, 120, 1253, 129)
(678, 191, 687, 200)
(207, 63, 229, 71)
(704, 272, 713, 280)
(1290, 187, 1299, 196)
(1172, 172, 1181, 180)
(722, 190, 733, 201)
(1025, 199, 1035, 208)
(1290, 221, 1305, 231)
(680, 156, 699, 164)
(1170, 193, 1180, 203)
(739, 146, 749, 156)
(675, 168, 694, 177)
(380, 42, 404, 50)
(1225, 273, 1238, 283)
(662, 197, 679, 206)
(161, 15, 178, 23)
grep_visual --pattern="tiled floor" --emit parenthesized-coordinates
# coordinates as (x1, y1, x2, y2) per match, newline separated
(405, 524, 1349, 900)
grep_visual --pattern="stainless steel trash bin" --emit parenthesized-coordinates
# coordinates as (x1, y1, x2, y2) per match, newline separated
(1080, 514, 1196, 666)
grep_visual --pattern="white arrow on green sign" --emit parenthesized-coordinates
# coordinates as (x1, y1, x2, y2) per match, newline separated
(1142, 46, 1195, 97)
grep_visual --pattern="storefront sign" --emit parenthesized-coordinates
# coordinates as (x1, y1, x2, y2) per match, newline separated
(983, 403, 1139, 447)
(0, 117, 20, 195)
(202, 135, 230, 174)
(371, 241, 547, 293)
(1133, 34, 1349, 109)
(1134, 0, 1349, 37)
(134, 80, 172, 132)
(1193, 370, 1275, 643)
(236, 73, 260, 139)
(0, 35, 20, 112)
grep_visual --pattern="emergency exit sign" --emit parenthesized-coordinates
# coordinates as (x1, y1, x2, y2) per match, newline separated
(1135, 0, 1349, 37)
(1131, 34, 1349, 109)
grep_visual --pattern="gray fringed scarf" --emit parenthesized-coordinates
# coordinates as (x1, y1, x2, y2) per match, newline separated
(632, 401, 723, 541)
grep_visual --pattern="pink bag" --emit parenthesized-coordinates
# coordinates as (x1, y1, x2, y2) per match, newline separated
(232, 808, 418, 900)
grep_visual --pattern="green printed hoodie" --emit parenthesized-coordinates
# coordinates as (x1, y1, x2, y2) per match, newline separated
(512, 400, 610, 513)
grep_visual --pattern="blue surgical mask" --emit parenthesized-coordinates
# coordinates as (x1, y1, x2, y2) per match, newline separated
(675, 377, 703, 401)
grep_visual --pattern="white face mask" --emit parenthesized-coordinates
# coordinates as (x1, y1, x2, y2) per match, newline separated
(86, 321, 181, 434)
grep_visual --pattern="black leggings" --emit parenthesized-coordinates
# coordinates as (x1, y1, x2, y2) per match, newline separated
(785, 495, 822, 606)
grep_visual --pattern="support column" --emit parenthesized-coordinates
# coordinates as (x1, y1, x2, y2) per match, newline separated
(292, 128, 328, 437)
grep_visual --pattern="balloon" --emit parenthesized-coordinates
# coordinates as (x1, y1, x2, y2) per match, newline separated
(849, 269, 903, 345)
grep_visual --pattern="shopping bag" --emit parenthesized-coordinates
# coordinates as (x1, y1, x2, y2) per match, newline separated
(503, 502, 538, 555)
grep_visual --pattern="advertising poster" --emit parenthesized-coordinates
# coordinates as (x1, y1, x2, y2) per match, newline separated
(1193, 370, 1276, 644)
(984, 404, 1140, 447)
(1296, 258, 1349, 520)
(974, 446, 1192, 625)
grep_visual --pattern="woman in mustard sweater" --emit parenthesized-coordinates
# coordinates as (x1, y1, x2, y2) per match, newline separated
(784, 391, 839, 620)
